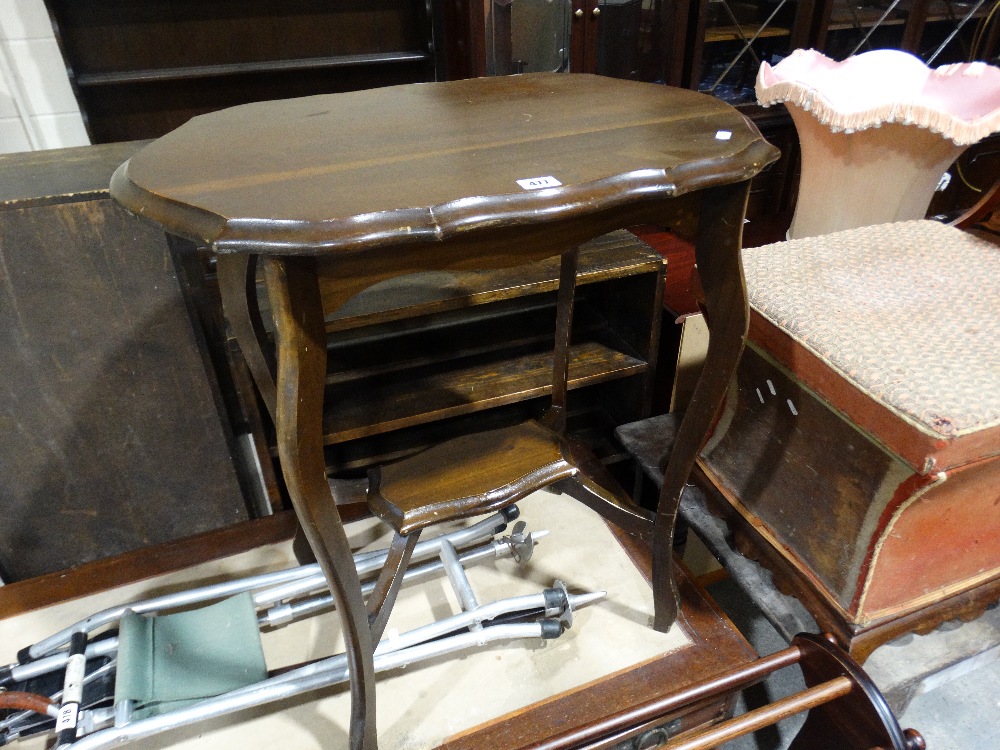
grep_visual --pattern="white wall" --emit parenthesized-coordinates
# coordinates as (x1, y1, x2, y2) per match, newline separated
(0, 0, 89, 154)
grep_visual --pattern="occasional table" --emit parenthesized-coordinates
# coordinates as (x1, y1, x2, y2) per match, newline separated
(110, 73, 778, 750)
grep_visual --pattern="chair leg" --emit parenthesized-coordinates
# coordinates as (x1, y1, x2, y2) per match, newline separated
(367, 531, 421, 643)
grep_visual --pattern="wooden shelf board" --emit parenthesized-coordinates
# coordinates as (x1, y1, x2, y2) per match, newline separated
(827, 16, 907, 29)
(924, 10, 987, 22)
(704, 25, 791, 42)
(325, 401, 545, 473)
(322, 341, 647, 444)
(75, 51, 430, 86)
(321, 232, 663, 333)
(323, 395, 634, 474)
(324, 303, 610, 386)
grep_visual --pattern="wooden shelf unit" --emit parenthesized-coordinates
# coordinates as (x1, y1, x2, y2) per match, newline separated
(242, 231, 666, 483)
(43, 0, 440, 143)
(73, 52, 433, 87)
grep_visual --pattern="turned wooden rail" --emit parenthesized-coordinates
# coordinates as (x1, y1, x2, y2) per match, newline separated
(523, 633, 924, 750)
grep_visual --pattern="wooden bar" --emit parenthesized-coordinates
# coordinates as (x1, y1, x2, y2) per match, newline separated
(663, 678, 854, 750)
(522, 645, 803, 750)
(0, 513, 296, 618)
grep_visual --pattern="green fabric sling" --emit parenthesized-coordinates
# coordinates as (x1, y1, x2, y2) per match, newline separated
(114, 592, 268, 720)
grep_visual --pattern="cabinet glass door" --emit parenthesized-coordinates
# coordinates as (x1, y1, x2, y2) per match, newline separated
(483, 0, 689, 83)
(821, 0, 915, 60)
(818, 0, 998, 65)
(693, 0, 812, 104)
(486, 0, 573, 74)
(594, 0, 673, 81)
(917, 0, 998, 65)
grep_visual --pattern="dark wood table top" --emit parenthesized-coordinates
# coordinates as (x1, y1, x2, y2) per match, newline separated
(110, 73, 778, 256)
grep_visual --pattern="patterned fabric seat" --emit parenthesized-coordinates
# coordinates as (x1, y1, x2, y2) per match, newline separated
(742, 220, 1000, 474)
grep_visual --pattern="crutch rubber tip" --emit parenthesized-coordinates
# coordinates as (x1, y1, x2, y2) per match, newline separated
(0, 665, 12, 685)
(543, 586, 568, 615)
(16, 646, 33, 665)
(540, 619, 564, 639)
(495, 505, 520, 531)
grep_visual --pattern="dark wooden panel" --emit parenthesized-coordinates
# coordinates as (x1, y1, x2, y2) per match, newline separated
(699, 344, 911, 608)
(0, 141, 148, 209)
(438, 0, 486, 79)
(0, 199, 248, 581)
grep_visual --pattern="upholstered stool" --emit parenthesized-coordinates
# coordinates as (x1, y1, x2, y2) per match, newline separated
(695, 220, 1000, 660)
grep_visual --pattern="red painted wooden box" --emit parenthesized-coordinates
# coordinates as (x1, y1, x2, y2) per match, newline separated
(697, 220, 1000, 660)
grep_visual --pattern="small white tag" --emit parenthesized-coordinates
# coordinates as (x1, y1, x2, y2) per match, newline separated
(516, 175, 562, 190)
(715, 130, 733, 140)
(56, 703, 79, 732)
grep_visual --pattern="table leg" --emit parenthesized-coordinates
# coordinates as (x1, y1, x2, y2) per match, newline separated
(651, 181, 751, 631)
(216, 253, 277, 421)
(263, 255, 378, 750)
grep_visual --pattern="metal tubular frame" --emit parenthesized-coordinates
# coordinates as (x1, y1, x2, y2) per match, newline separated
(1, 508, 605, 750)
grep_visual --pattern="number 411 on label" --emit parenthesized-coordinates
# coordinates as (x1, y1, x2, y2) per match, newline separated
(516, 175, 562, 190)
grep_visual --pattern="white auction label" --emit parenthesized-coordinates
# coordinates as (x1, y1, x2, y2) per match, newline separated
(56, 703, 79, 732)
(516, 175, 562, 190)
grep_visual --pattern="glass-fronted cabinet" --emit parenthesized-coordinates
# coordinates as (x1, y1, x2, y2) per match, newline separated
(460, 0, 998, 95)
(814, 0, 999, 65)
(816, 0, 917, 60)
(915, 0, 999, 65)
(482, 0, 680, 82)
(485, 0, 573, 74)
(689, 0, 814, 104)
